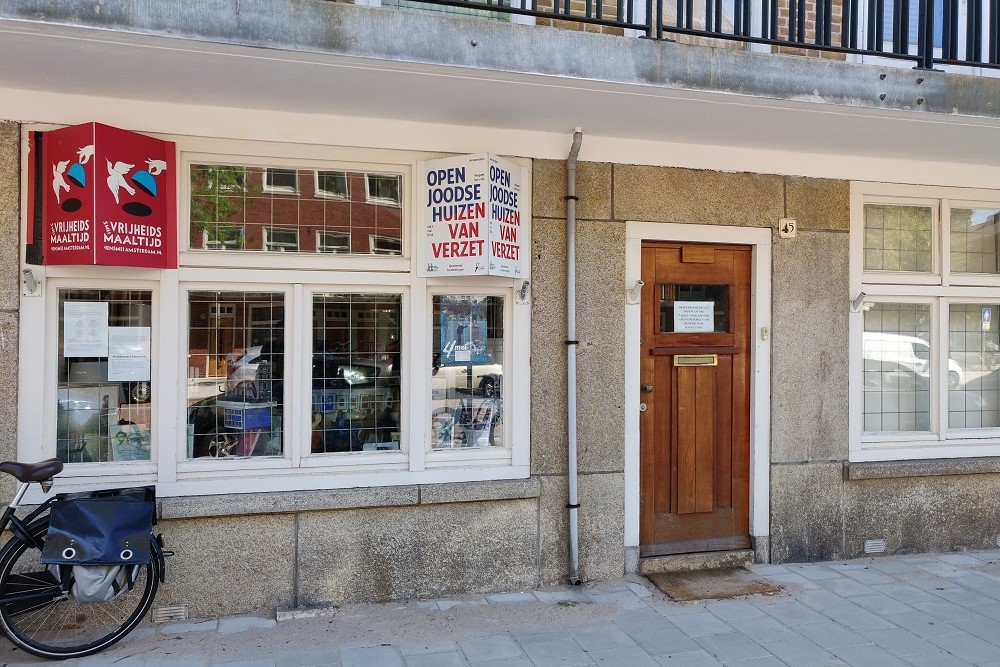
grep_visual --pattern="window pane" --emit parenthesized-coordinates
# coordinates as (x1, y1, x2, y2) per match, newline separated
(862, 303, 932, 433)
(186, 292, 284, 458)
(311, 294, 401, 453)
(189, 164, 402, 255)
(58, 289, 153, 463)
(658, 284, 729, 333)
(948, 303, 1000, 429)
(951, 208, 1000, 275)
(431, 296, 504, 449)
(863, 204, 933, 272)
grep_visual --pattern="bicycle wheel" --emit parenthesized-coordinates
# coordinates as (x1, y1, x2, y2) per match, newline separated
(0, 519, 160, 659)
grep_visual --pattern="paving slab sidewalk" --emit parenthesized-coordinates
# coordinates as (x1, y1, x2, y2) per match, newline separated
(3, 550, 1000, 666)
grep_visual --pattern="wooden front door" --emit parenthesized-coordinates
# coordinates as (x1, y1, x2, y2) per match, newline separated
(639, 242, 752, 557)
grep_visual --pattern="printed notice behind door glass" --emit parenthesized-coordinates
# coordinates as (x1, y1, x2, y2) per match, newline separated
(659, 285, 729, 333)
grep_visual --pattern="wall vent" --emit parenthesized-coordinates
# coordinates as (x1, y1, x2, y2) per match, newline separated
(152, 604, 189, 623)
(864, 539, 887, 554)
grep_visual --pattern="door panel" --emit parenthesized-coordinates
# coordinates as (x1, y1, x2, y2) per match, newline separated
(640, 242, 752, 557)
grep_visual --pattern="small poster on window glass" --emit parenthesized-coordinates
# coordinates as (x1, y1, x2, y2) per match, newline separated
(108, 327, 151, 381)
(63, 302, 109, 357)
(440, 296, 490, 366)
(674, 301, 715, 333)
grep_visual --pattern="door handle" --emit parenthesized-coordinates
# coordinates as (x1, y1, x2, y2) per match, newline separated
(641, 384, 653, 393)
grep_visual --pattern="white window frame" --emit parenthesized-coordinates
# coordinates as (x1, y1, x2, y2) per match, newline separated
(262, 167, 299, 195)
(19, 132, 532, 499)
(315, 170, 349, 199)
(850, 182, 1000, 461)
(317, 230, 351, 254)
(263, 227, 300, 253)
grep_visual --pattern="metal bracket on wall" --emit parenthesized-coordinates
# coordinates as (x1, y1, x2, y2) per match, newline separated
(626, 280, 644, 305)
(21, 269, 41, 297)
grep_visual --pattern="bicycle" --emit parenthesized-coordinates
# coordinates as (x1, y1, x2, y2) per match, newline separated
(0, 459, 167, 660)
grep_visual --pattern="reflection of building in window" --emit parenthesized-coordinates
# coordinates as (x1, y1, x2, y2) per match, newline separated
(264, 227, 299, 252)
(190, 164, 402, 255)
(365, 173, 401, 205)
(316, 171, 349, 199)
(317, 230, 351, 254)
(202, 225, 244, 250)
(370, 234, 402, 255)
(263, 168, 298, 194)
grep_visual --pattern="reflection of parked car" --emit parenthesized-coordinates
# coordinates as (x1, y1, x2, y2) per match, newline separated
(432, 354, 502, 398)
(863, 332, 964, 389)
(311, 353, 395, 389)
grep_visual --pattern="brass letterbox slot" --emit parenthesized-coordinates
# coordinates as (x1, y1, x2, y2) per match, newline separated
(673, 354, 718, 367)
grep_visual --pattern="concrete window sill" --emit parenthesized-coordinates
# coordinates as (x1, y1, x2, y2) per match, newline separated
(159, 477, 541, 520)
(845, 457, 1000, 480)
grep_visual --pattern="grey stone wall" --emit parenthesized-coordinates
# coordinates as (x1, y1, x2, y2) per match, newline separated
(532, 159, 1000, 573)
(0, 123, 19, 502)
(157, 497, 540, 617)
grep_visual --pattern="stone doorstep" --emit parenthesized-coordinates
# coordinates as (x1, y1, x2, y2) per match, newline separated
(638, 549, 755, 575)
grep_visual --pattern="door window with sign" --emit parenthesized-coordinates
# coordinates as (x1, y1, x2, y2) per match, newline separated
(57, 289, 153, 464)
(852, 188, 1000, 461)
(430, 295, 505, 449)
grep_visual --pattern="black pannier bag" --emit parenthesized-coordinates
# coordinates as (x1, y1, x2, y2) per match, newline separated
(40, 486, 156, 567)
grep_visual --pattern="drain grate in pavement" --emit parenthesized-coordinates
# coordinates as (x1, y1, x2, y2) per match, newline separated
(645, 567, 782, 601)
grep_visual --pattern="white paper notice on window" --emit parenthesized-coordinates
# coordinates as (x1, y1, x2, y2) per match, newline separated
(108, 327, 151, 381)
(64, 302, 109, 357)
(674, 301, 715, 333)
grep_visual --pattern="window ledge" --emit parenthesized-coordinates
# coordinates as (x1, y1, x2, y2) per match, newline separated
(159, 477, 541, 520)
(845, 457, 1000, 480)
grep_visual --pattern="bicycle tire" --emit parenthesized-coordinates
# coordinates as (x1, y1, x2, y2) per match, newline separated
(0, 519, 160, 659)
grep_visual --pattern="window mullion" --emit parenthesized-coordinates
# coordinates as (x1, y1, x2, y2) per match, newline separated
(290, 284, 304, 467)
(935, 298, 947, 440)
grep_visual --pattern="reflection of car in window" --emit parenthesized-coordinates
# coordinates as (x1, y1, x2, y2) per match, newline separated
(431, 353, 502, 398)
(863, 332, 964, 389)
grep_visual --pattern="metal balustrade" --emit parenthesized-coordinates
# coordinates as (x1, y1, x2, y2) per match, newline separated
(387, 0, 1000, 70)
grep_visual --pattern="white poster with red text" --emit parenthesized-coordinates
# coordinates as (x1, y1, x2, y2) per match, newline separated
(418, 154, 525, 278)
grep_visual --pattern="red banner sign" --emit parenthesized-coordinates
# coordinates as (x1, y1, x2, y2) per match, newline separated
(41, 123, 176, 268)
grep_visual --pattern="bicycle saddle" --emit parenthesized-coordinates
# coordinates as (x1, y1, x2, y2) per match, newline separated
(0, 459, 64, 482)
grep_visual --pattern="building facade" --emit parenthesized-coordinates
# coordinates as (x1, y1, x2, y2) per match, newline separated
(3, 0, 1000, 619)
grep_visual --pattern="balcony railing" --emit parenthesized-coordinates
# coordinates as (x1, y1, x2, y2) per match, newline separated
(392, 0, 1000, 70)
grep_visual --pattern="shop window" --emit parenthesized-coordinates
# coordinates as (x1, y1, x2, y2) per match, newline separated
(852, 185, 1000, 461)
(57, 289, 153, 464)
(310, 294, 401, 453)
(186, 291, 285, 458)
(24, 140, 530, 497)
(189, 164, 402, 256)
(430, 295, 504, 449)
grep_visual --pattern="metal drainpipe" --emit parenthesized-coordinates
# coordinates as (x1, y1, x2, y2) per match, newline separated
(566, 128, 583, 586)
